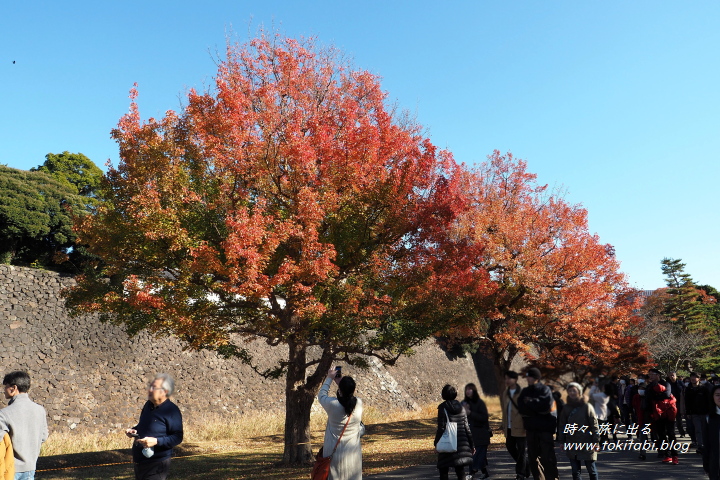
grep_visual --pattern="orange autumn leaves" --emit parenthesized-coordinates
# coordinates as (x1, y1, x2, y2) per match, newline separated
(448, 152, 645, 378)
(68, 35, 644, 377)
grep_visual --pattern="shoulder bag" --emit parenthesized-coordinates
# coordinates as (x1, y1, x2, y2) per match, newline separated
(311, 415, 351, 480)
(436, 405, 458, 453)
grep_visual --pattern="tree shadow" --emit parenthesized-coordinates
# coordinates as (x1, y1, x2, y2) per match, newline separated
(471, 350, 500, 396)
(38, 449, 132, 471)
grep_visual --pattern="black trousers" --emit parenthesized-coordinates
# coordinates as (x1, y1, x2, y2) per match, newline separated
(675, 411, 686, 435)
(506, 429, 530, 476)
(438, 465, 465, 480)
(652, 417, 677, 457)
(525, 430, 558, 480)
(134, 458, 172, 480)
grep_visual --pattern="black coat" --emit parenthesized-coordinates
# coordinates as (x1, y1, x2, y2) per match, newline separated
(686, 384, 710, 415)
(463, 397, 491, 446)
(667, 378, 684, 399)
(434, 400, 474, 468)
(518, 382, 556, 433)
(704, 410, 720, 480)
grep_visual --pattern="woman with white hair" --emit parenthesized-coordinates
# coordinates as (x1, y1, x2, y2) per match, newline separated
(557, 382, 600, 480)
(125, 373, 184, 480)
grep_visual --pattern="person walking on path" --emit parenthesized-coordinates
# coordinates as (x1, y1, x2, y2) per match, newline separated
(630, 375, 651, 461)
(618, 378, 630, 428)
(557, 382, 600, 480)
(434, 385, 474, 480)
(318, 368, 364, 480)
(588, 382, 609, 444)
(501, 371, 529, 480)
(462, 383, 491, 479)
(603, 383, 621, 443)
(686, 372, 710, 454)
(645, 368, 678, 465)
(667, 372, 686, 437)
(518, 367, 558, 480)
(703, 384, 720, 480)
(0, 371, 48, 480)
(125, 373, 183, 480)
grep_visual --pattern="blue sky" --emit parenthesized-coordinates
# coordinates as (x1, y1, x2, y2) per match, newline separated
(3, 1, 718, 290)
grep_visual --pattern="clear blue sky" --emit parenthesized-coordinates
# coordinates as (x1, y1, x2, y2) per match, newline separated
(3, 1, 718, 290)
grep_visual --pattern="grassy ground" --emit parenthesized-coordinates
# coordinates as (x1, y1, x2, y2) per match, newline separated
(36, 398, 504, 480)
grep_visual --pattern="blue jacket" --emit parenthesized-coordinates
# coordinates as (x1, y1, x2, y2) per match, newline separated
(132, 400, 183, 463)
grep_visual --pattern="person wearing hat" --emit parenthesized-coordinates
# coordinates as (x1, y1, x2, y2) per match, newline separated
(518, 367, 558, 480)
(557, 382, 599, 480)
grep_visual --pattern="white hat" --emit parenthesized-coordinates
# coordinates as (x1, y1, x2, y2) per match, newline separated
(566, 382, 583, 395)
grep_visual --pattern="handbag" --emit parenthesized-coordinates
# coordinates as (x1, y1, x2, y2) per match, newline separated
(435, 406, 458, 453)
(311, 415, 351, 480)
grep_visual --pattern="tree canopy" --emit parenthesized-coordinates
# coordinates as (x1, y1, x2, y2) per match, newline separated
(444, 152, 647, 383)
(31, 151, 103, 198)
(0, 165, 90, 268)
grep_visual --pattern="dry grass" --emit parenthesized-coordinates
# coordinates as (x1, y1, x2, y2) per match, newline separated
(40, 410, 288, 457)
(41, 401, 467, 457)
(40, 432, 130, 457)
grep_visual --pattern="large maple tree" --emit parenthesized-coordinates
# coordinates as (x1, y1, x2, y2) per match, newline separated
(449, 151, 646, 386)
(64, 35, 470, 464)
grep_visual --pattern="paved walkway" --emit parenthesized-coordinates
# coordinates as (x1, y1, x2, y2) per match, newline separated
(367, 443, 707, 479)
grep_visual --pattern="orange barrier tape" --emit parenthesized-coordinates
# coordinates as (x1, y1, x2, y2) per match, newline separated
(36, 448, 268, 473)
(37, 460, 132, 472)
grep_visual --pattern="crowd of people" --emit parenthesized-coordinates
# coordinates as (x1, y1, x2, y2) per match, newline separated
(493, 367, 720, 480)
(319, 365, 720, 480)
(424, 366, 720, 480)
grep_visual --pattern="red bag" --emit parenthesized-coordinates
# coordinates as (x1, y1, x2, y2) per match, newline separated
(653, 395, 677, 421)
(311, 447, 331, 480)
(311, 416, 351, 480)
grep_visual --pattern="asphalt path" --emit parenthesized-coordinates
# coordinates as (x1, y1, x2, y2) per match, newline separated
(366, 441, 708, 479)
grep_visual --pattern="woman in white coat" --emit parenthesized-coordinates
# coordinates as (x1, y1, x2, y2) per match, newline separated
(589, 382, 609, 443)
(318, 367, 364, 480)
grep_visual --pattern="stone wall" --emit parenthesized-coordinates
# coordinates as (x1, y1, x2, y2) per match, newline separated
(0, 265, 484, 433)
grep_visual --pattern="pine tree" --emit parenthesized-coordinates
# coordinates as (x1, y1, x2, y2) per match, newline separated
(661, 258, 704, 328)
(659, 258, 720, 370)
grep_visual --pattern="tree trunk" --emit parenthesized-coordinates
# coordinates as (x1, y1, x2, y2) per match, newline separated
(282, 340, 316, 465)
(492, 360, 507, 394)
(491, 347, 517, 393)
